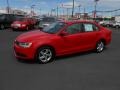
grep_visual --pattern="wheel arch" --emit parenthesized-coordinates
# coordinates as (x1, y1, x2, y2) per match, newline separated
(34, 44, 56, 59)
(98, 38, 106, 45)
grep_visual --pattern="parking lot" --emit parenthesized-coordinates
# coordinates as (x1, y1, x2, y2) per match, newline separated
(0, 28, 120, 90)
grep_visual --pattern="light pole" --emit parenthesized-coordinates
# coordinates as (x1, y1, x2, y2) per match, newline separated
(72, 0, 75, 18)
(94, 0, 99, 20)
(31, 5, 35, 16)
(62, 6, 65, 16)
(66, 8, 69, 19)
(57, 6, 59, 18)
(6, 0, 10, 14)
(78, 4, 81, 18)
(78, 5, 81, 13)
(39, 8, 41, 16)
(51, 8, 55, 16)
(84, 7, 86, 19)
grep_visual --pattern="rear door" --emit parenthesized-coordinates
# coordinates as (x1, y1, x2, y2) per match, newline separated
(80, 23, 100, 50)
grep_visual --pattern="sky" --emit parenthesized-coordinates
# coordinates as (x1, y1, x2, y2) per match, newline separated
(0, 0, 120, 16)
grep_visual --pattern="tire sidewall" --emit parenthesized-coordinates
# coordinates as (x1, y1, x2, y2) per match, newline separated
(96, 41, 105, 53)
(36, 47, 55, 64)
(26, 26, 29, 30)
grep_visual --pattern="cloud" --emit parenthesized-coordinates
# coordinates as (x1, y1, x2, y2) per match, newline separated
(36, 1, 47, 6)
(76, 0, 120, 10)
(98, 0, 120, 10)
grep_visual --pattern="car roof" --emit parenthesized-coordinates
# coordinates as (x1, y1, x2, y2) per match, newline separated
(61, 20, 97, 25)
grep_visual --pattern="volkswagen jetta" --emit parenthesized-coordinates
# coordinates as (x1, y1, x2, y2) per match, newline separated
(14, 20, 112, 64)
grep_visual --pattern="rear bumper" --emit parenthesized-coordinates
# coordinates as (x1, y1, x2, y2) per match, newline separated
(11, 26, 27, 30)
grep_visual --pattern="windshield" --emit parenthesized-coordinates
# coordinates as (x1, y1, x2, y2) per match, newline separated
(42, 22, 65, 34)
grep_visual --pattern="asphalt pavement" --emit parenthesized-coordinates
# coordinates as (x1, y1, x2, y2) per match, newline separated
(0, 28, 120, 90)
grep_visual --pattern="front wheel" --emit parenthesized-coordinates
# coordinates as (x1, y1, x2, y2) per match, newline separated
(96, 41, 105, 53)
(36, 47, 55, 64)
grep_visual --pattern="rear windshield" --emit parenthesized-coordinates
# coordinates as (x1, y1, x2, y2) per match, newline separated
(41, 17, 56, 22)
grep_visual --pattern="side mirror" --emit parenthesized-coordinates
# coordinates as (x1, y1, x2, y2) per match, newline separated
(59, 31, 68, 36)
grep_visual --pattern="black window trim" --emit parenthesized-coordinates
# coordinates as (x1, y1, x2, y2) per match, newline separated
(65, 22, 85, 35)
(64, 22, 100, 36)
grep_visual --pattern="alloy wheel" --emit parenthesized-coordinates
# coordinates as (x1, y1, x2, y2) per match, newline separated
(96, 41, 104, 53)
(37, 47, 54, 64)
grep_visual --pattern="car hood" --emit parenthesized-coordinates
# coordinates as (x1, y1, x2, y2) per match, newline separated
(16, 30, 53, 42)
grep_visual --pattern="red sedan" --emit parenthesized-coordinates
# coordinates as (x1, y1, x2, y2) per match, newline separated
(11, 18, 36, 30)
(14, 20, 112, 64)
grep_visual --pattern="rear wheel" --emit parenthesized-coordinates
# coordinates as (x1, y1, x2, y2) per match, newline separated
(96, 41, 105, 53)
(26, 26, 29, 30)
(116, 25, 119, 29)
(36, 47, 55, 64)
(0, 24, 5, 30)
(106, 24, 109, 27)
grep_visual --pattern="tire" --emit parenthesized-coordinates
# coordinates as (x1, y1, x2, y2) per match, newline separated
(116, 25, 119, 29)
(32, 25, 35, 29)
(26, 26, 29, 30)
(36, 47, 55, 64)
(0, 24, 5, 30)
(96, 41, 105, 53)
(107, 24, 109, 27)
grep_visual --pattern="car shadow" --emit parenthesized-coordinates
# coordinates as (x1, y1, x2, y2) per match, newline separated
(16, 48, 108, 64)
(17, 51, 94, 64)
(56, 50, 94, 61)
(17, 59, 36, 64)
(56, 47, 109, 61)
(12, 29, 29, 32)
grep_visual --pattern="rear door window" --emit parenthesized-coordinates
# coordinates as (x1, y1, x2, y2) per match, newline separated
(83, 23, 99, 32)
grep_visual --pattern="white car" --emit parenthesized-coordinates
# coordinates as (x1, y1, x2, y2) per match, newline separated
(112, 22, 120, 28)
(99, 21, 110, 27)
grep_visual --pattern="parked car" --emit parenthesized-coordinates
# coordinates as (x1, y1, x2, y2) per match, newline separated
(108, 21, 115, 27)
(99, 21, 109, 27)
(112, 22, 120, 28)
(115, 16, 120, 24)
(0, 14, 24, 29)
(11, 18, 37, 30)
(32, 16, 41, 25)
(14, 20, 112, 64)
(39, 16, 57, 28)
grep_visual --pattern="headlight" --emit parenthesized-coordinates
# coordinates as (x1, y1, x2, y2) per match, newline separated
(15, 24, 21, 27)
(18, 42, 32, 48)
(21, 24, 26, 27)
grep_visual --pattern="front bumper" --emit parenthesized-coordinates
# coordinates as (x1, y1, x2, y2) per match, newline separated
(14, 44, 36, 60)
